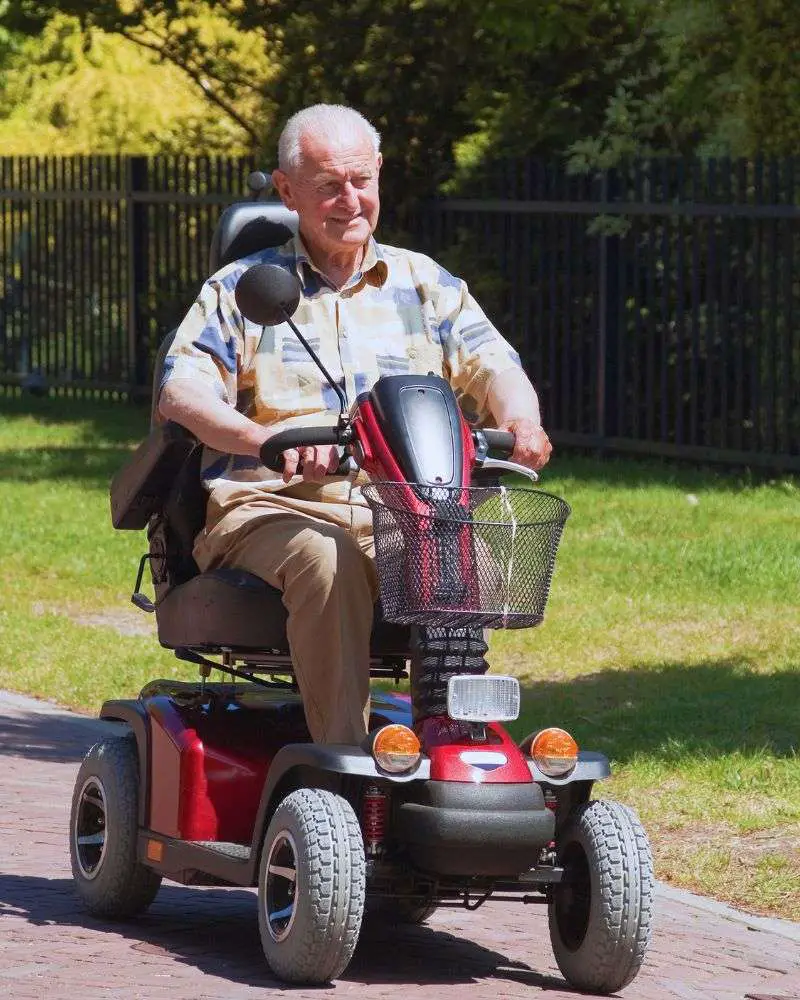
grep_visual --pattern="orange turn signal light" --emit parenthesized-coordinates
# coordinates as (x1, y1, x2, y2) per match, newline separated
(372, 724, 422, 774)
(530, 727, 579, 778)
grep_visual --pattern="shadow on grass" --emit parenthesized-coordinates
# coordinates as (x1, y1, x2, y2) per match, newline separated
(0, 392, 149, 447)
(513, 656, 800, 764)
(0, 446, 136, 485)
(0, 874, 566, 991)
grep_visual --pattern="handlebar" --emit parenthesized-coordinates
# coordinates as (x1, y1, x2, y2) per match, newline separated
(259, 425, 518, 476)
(478, 429, 516, 457)
(260, 426, 342, 472)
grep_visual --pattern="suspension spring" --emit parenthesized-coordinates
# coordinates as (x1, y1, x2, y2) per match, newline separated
(361, 783, 389, 858)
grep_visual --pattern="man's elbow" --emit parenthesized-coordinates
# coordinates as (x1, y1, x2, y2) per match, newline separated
(158, 381, 190, 423)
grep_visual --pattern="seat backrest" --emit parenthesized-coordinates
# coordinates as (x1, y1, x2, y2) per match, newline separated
(150, 201, 299, 428)
(208, 201, 299, 274)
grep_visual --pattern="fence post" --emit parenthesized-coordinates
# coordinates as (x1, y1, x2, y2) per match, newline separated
(125, 155, 149, 398)
(596, 167, 621, 444)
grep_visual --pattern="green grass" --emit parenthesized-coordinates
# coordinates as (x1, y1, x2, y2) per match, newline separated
(1, 392, 798, 920)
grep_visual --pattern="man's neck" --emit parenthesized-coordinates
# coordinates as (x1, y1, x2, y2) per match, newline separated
(301, 235, 366, 290)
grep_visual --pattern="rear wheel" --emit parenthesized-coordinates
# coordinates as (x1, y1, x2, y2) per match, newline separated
(258, 788, 365, 984)
(548, 799, 654, 994)
(69, 733, 161, 919)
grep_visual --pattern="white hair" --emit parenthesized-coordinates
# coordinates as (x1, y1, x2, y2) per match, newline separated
(277, 104, 381, 171)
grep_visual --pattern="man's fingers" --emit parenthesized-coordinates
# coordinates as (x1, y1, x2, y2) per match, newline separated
(281, 445, 341, 482)
(281, 448, 300, 482)
(326, 446, 342, 473)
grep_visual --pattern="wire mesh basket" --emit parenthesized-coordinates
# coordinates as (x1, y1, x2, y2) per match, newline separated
(361, 482, 571, 629)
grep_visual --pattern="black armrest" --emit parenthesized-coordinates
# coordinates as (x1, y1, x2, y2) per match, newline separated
(110, 421, 198, 530)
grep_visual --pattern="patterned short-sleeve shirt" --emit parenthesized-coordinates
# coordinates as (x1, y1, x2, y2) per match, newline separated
(161, 233, 522, 499)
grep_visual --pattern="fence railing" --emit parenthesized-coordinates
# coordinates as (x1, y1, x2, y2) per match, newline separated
(1, 155, 798, 471)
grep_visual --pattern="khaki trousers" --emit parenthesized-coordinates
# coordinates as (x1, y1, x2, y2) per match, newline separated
(193, 483, 378, 744)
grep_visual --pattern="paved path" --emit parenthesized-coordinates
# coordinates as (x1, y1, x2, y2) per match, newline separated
(1, 690, 799, 1000)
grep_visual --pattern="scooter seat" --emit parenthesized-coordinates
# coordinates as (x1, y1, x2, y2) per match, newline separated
(155, 567, 410, 655)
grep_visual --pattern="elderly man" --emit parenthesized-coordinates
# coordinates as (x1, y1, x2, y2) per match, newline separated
(159, 104, 551, 744)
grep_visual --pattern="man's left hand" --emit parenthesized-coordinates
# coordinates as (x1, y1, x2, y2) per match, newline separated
(496, 418, 552, 472)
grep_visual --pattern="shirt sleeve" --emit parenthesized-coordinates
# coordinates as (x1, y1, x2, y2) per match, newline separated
(158, 276, 243, 406)
(430, 265, 522, 424)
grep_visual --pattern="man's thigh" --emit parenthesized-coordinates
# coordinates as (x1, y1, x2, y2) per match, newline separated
(194, 498, 376, 596)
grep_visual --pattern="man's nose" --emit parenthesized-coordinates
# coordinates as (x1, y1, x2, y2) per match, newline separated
(339, 182, 359, 208)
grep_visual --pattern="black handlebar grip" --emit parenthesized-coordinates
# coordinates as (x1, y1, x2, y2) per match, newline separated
(480, 429, 516, 456)
(259, 427, 342, 471)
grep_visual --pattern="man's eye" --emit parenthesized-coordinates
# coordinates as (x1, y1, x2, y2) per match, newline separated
(320, 182, 339, 195)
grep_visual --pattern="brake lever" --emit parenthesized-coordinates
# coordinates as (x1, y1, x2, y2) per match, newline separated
(472, 429, 539, 482)
(475, 457, 539, 483)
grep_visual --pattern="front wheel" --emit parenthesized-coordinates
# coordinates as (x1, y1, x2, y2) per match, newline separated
(548, 799, 654, 994)
(258, 788, 366, 984)
(69, 733, 162, 919)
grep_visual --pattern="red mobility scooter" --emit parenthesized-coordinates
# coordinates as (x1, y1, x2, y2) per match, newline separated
(69, 193, 654, 993)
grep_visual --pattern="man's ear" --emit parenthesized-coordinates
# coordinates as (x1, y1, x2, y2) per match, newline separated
(376, 153, 383, 174)
(271, 168, 295, 209)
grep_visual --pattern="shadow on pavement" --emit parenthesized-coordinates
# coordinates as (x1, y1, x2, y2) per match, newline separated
(0, 706, 115, 763)
(0, 873, 573, 992)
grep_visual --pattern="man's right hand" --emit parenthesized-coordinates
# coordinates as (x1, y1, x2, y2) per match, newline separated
(280, 444, 342, 483)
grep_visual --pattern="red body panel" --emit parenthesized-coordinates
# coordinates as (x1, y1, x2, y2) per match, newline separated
(145, 689, 417, 843)
(147, 695, 298, 842)
(419, 718, 532, 783)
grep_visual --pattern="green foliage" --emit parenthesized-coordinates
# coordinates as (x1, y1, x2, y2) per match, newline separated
(569, 0, 800, 171)
(2, 0, 800, 192)
(0, 6, 261, 155)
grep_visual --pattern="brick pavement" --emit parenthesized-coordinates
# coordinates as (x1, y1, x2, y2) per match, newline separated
(1, 689, 799, 1000)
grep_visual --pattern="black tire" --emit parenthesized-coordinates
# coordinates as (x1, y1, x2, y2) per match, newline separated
(548, 799, 654, 994)
(366, 896, 438, 925)
(258, 788, 366, 984)
(69, 733, 161, 919)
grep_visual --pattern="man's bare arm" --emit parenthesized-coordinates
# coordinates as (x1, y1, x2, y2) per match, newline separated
(486, 367, 552, 472)
(159, 381, 266, 458)
(159, 381, 340, 483)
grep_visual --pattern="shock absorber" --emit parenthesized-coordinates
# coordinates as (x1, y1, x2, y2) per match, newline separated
(361, 783, 389, 858)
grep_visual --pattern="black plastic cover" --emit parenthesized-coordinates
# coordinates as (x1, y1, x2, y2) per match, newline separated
(369, 374, 465, 487)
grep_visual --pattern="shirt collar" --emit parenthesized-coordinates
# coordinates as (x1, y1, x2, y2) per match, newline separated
(290, 233, 388, 292)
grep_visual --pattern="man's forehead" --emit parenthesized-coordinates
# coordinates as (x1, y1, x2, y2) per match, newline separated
(297, 131, 377, 174)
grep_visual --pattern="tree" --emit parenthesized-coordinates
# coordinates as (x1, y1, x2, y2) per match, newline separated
(0, 12, 255, 154)
(0, 2, 272, 154)
(568, 0, 800, 171)
(0, 0, 652, 202)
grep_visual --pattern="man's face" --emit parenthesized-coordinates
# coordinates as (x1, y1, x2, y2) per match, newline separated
(272, 130, 381, 260)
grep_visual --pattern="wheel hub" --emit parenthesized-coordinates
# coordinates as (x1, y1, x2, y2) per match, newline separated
(74, 776, 108, 880)
(264, 830, 298, 942)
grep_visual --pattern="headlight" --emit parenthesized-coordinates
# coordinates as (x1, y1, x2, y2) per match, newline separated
(446, 675, 520, 722)
(371, 724, 422, 774)
(528, 727, 578, 778)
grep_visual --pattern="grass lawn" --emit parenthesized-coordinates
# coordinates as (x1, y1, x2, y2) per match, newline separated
(1, 392, 798, 920)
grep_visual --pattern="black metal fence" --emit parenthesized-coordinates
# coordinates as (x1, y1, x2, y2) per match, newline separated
(1, 155, 799, 471)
